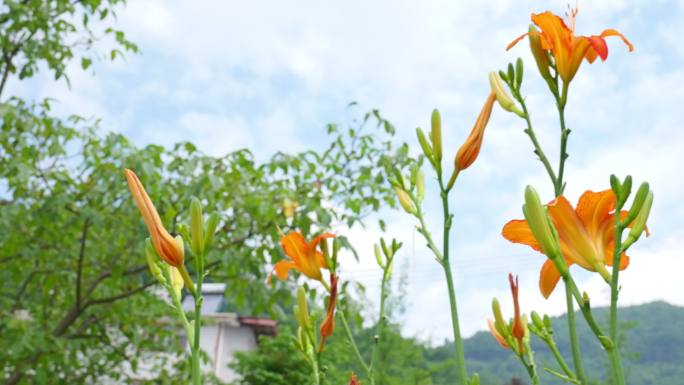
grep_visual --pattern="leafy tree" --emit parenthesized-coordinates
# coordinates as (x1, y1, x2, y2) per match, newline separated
(0, 1, 412, 383)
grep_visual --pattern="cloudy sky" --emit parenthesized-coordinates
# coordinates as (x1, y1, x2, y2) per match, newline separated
(12, 0, 684, 341)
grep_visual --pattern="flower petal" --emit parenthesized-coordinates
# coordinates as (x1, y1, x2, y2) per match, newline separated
(587, 35, 609, 61)
(280, 232, 308, 265)
(600, 28, 634, 51)
(487, 319, 510, 349)
(547, 196, 599, 268)
(576, 189, 616, 236)
(273, 260, 296, 280)
(539, 259, 563, 299)
(501, 219, 543, 253)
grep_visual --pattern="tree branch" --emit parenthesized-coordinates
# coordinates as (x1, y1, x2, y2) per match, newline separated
(76, 218, 91, 311)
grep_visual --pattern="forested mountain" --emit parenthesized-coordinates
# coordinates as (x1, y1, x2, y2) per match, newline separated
(427, 301, 684, 385)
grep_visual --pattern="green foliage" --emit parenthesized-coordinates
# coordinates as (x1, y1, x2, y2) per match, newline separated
(0, 2, 413, 383)
(0, 0, 137, 92)
(232, 302, 684, 385)
(230, 331, 312, 385)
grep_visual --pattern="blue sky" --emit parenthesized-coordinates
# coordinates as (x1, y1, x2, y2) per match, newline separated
(11, 0, 684, 341)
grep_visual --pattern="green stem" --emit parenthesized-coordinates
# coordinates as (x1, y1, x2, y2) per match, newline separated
(338, 307, 373, 384)
(555, 84, 570, 196)
(517, 354, 539, 385)
(564, 282, 587, 385)
(513, 88, 558, 190)
(543, 333, 576, 380)
(609, 210, 626, 385)
(191, 257, 204, 385)
(438, 177, 468, 385)
(369, 269, 390, 380)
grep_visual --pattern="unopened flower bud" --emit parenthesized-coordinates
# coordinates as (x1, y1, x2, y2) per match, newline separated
(531, 311, 545, 332)
(528, 25, 552, 81)
(625, 182, 649, 224)
(522, 186, 562, 261)
(395, 188, 417, 215)
(145, 239, 166, 285)
(169, 266, 184, 298)
(431, 109, 442, 163)
(416, 171, 425, 203)
(296, 286, 312, 330)
(416, 127, 434, 161)
(489, 72, 524, 117)
(492, 298, 506, 332)
(455, 92, 496, 171)
(374, 244, 385, 268)
(203, 213, 220, 250)
(623, 190, 653, 250)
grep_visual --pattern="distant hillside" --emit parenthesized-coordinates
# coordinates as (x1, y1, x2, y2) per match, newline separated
(425, 301, 684, 385)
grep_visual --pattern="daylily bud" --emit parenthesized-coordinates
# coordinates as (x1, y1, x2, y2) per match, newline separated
(623, 190, 653, 250)
(492, 298, 506, 332)
(528, 25, 552, 81)
(297, 326, 310, 351)
(374, 244, 385, 268)
(530, 311, 545, 332)
(431, 109, 442, 163)
(543, 314, 552, 330)
(145, 239, 166, 285)
(625, 182, 649, 225)
(416, 171, 425, 203)
(489, 72, 524, 117)
(515, 58, 523, 88)
(295, 286, 312, 330)
(124, 169, 185, 268)
(380, 238, 391, 259)
(470, 374, 480, 385)
(522, 186, 562, 261)
(203, 212, 220, 249)
(455, 92, 496, 171)
(416, 127, 434, 161)
(395, 187, 417, 215)
(169, 266, 184, 298)
(190, 197, 204, 256)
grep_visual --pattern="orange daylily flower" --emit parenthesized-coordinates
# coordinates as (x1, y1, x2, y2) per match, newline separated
(502, 189, 647, 298)
(455, 92, 496, 171)
(507, 8, 634, 83)
(318, 272, 338, 352)
(271, 231, 335, 282)
(124, 169, 184, 268)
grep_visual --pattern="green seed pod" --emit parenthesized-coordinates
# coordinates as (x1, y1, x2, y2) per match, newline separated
(190, 197, 204, 256)
(431, 109, 442, 163)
